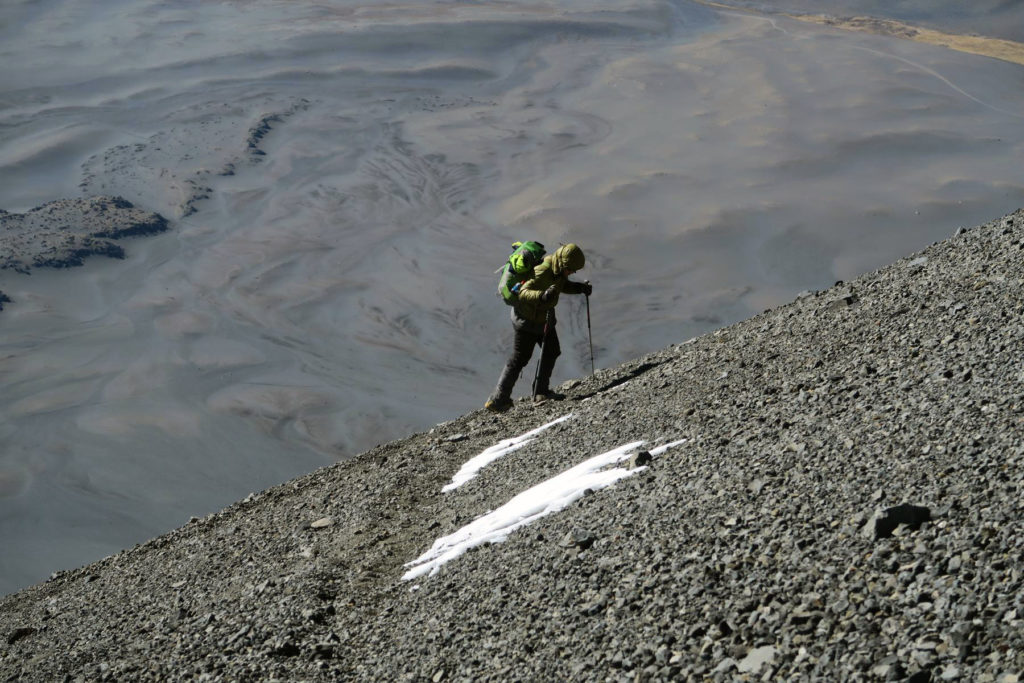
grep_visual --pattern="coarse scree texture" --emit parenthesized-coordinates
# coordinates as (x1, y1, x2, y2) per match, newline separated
(1, 210, 1023, 682)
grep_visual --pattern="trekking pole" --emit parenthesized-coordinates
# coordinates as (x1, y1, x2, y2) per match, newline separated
(585, 292, 595, 376)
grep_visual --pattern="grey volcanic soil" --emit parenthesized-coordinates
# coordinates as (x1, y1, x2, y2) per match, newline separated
(0, 196, 167, 306)
(2, 210, 1023, 681)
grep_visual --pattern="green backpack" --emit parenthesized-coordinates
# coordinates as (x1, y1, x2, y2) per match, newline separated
(496, 240, 545, 305)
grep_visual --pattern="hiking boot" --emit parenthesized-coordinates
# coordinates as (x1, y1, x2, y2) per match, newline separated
(487, 365, 518, 413)
(532, 389, 565, 404)
(485, 395, 514, 412)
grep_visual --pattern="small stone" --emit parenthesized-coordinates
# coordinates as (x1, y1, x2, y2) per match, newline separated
(310, 516, 334, 529)
(713, 658, 737, 673)
(561, 528, 597, 551)
(579, 596, 608, 617)
(629, 451, 652, 468)
(863, 503, 931, 539)
(827, 295, 858, 311)
(913, 648, 937, 667)
(870, 655, 905, 679)
(736, 646, 775, 674)
(313, 642, 336, 659)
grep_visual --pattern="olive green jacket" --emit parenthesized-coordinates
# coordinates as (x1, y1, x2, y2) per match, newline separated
(512, 254, 587, 329)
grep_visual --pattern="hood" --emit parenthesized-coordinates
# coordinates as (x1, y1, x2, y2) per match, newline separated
(552, 243, 585, 274)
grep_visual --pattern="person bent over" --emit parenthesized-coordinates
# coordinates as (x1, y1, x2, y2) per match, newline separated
(485, 243, 592, 412)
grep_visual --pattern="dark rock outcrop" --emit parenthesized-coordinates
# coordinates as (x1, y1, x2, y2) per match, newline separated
(0, 195, 167, 275)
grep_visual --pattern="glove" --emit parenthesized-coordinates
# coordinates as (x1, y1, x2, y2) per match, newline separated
(581, 281, 593, 296)
(541, 285, 559, 303)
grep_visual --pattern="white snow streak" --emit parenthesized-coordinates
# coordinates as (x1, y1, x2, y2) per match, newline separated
(650, 439, 687, 456)
(403, 438, 688, 581)
(441, 414, 573, 492)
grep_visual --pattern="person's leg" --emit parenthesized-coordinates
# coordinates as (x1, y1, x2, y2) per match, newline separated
(486, 326, 540, 410)
(533, 327, 562, 399)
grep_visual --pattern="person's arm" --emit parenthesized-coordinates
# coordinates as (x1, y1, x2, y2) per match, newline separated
(562, 279, 592, 295)
(520, 282, 559, 307)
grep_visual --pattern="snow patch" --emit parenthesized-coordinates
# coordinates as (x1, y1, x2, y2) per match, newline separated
(442, 413, 573, 492)
(649, 439, 687, 456)
(404, 438, 687, 580)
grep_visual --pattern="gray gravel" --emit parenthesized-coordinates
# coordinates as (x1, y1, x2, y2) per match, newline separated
(2, 210, 1024, 682)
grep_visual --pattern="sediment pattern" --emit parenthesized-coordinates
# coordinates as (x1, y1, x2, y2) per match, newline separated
(1, 209, 1022, 681)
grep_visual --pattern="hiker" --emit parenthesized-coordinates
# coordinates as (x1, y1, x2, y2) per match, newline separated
(485, 243, 592, 412)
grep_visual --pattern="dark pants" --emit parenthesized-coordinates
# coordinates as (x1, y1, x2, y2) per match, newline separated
(492, 324, 561, 400)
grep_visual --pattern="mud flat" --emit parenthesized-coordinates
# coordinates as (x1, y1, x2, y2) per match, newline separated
(1, 209, 1021, 681)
